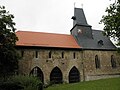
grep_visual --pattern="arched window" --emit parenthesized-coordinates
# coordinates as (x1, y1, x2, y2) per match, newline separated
(111, 55, 117, 68)
(95, 55, 100, 69)
(69, 66, 80, 83)
(50, 67, 63, 84)
(49, 51, 52, 58)
(30, 67, 44, 83)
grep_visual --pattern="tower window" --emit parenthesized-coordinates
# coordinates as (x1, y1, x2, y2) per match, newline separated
(35, 51, 38, 58)
(98, 40, 104, 46)
(95, 55, 100, 69)
(49, 51, 52, 58)
(111, 55, 117, 68)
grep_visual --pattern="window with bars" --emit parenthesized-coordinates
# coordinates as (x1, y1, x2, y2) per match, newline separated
(30, 67, 44, 83)
(69, 66, 80, 83)
(50, 67, 63, 84)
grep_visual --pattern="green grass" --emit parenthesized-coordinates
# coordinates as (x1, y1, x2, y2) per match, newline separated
(45, 77, 120, 90)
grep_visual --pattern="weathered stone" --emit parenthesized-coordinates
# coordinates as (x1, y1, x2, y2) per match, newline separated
(17, 48, 120, 84)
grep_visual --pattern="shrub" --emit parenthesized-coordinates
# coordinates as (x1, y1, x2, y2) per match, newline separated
(0, 81, 23, 90)
(10, 75, 42, 90)
(0, 75, 42, 90)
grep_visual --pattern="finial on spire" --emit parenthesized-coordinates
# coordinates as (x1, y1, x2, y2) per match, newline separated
(74, 2, 76, 8)
(81, 3, 83, 8)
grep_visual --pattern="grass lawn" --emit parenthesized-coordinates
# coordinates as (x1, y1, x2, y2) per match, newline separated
(45, 77, 120, 90)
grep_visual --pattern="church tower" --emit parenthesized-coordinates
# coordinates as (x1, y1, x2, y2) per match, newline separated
(70, 8, 116, 49)
(71, 8, 93, 39)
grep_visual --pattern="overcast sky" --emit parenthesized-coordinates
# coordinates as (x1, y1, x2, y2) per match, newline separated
(0, 0, 114, 34)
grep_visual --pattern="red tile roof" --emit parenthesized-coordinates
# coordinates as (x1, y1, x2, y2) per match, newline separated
(16, 31, 80, 49)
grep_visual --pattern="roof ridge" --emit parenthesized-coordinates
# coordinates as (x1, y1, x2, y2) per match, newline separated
(16, 30, 71, 36)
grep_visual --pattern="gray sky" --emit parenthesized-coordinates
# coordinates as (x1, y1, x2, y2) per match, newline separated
(0, 0, 114, 34)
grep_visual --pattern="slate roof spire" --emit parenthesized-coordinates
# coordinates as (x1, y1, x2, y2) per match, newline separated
(71, 8, 90, 27)
(71, 8, 93, 39)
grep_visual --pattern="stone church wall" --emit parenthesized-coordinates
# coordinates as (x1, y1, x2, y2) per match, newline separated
(83, 50, 120, 81)
(18, 48, 120, 84)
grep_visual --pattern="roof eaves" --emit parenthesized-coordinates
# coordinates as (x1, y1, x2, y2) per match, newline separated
(16, 44, 80, 49)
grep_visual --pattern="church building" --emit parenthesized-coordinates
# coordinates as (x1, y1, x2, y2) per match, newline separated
(16, 8, 120, 84)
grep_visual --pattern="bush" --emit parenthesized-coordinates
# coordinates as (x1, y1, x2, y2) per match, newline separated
(0, 75, 43, 90)
(10, 75, 42, 90)
(0, 81, 23, 90)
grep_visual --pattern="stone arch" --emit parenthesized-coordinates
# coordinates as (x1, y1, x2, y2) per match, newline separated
(50, 66, 63, 84)
(69, 66, 80, 83)
(30, 66, 44, 83)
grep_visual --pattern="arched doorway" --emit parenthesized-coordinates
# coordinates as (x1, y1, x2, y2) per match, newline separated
(69, 66, 80, 83)
(50, 67, 63, 84)
(30, 66, 44, 83)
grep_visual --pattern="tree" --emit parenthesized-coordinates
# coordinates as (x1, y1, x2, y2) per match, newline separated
(100, 0, 120, 45)
(0, 6, 19, 77)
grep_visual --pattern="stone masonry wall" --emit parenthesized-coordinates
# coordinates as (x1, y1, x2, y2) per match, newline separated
(18, 48, 120, 84)
(83, 50, 120, 81)
(18, 48, 84, 84)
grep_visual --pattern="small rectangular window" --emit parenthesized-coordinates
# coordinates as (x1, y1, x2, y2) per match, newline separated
(21, 51, 24, 57)
(35, 51, 38, 58)
(73, 52, 76, 59)
(62, 52, 64, 58)
(49, 51, 52, 58)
